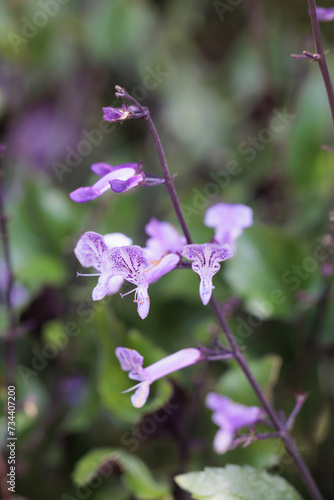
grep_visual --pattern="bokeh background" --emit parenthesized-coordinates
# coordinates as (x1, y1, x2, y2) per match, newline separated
(1, 0, 334, 499)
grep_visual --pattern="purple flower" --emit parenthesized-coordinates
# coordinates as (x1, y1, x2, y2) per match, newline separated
(182, 244, 233, 305)
(69, 162, 145, 202)
(144, 218, 187, 260)
(116, 347, 202, 408)
(206, 392, 261, 454)
(74, 231, 180, 318)
(204, 203, 253, 249)
(315, 7, 334, 21)
(75, 231, 133, 300)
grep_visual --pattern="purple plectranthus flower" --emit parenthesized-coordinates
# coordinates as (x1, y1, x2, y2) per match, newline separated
(315, 7, 334, 21)
(74, 231, 180, 318)
(206, 392, 261, 454)
(75, 231, 133, 300)
(144, 218, 187, 260)
(204, 203, 253, 249)
(116, 347, 202, 408)
(182, 244, 233, 305)
(70, 162, 145, 202)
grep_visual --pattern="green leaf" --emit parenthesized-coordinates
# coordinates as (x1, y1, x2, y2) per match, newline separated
(73, 447, 170, 500)
(216, 355, 282, 407)
(225, 225, 311, 319)
(175, 465, 303, 500)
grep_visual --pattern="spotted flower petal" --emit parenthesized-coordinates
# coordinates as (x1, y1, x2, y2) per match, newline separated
(182, 244, 233, 305)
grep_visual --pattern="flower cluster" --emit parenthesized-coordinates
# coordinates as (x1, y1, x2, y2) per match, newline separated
(69, 96, 259, 455)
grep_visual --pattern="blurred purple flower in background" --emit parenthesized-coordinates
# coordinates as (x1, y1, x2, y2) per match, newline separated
(144, 218, 187, 260)
(116, 347, 202, 408)
(315, 7, 334, 21)
(204, 203, 253, 249)
(70, 162, 145, 202)
(206, 392, 261, 454)
(182, 243, 233, 305)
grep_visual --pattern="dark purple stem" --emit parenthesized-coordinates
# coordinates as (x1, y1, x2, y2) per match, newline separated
(307, 0, 334, 128)
(0, 155, 16, 387)
(116, 88, 323, 500)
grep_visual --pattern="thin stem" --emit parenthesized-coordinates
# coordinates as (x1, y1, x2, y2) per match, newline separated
(144, 115, 193, 244)
(307, 0, 334, 128)
(0, 153, 16, 387)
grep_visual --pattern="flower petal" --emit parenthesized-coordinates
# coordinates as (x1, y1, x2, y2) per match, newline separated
(136, 284, 150, 319)
(144, 253, 180, 284)
(115, 347, 144, 374)
(204, 203, 253, 245)
(91, 163, 113, 176)
(92, 274, 112, 301)
(145, 218, 187, 257)
(103, 233, 133, 249)
(206, 393, 261, 430)
(110, 173, 145, 193)
(70, 187, 100, 203)
(316, 7, 334, 21)
(182, 244, 233, 305)
(213, 427, 234, 454)
(108, 246, 151, 282)
(74, 231, 109, 271)
(131, 381, 150, 408)
(146, 348, 201, 381)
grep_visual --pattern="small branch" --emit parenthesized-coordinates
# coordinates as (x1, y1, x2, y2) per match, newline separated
(307, 0, 334, 129)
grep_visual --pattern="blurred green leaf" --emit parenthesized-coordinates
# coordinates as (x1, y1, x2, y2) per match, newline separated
(225, 225, 312, 319)
(175, 465, 303, 500)
(73, 447, 170, 500)
(216, 355, 282, 407)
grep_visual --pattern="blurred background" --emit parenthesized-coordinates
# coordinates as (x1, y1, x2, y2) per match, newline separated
(1, 0, 334, 498)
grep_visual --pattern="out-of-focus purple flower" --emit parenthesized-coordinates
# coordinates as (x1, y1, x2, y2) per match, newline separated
(182, 244, 233, 305)
(206, 392, 261, 454)
(74, 231, 133, 300)
(75, 232, 180, 318)
(204, 203, 253, 249)
(144, 218, 187, 260)
(116, 347, 202, 408)
(315, 7, 334, 21)
(70, 162, 145, 202)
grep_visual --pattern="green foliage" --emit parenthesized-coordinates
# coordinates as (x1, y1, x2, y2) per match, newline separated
(73, 447, 171, 500)
(175, 465, 303, 500)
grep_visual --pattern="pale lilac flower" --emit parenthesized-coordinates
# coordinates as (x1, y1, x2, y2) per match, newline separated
(182, 244, 233, 305)
(116, 347, 202, 408)
(75, 232, 180, 318)
(70, 162, 145, 202)
(144, 218, 187, 260)
(315, 7, 334, 21)
(206, 392, 261, 454)
(75, 231, 133, 300)
(204, 203, 253, 249)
